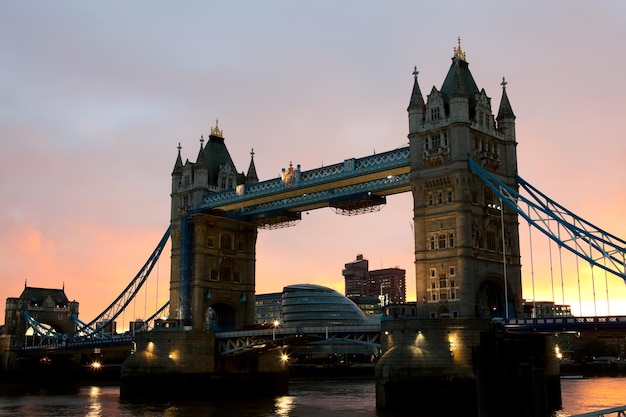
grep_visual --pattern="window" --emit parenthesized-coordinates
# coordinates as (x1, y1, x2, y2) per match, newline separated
(437, 191, 443, 205)
(220, 176, 227, 190)
(448, 232, 455, 248)
(429, 235, 436, 250)
(447, 189, 453, 203)
(430, 268, 437, 278)
(430, 107, 441, 120)
(427, 192, 434, 206)
(228, 178, 233, 189)
(432, 133, 440, 149)
(238, 241, 244, 251)
(449, 266, 456, 276)
(438, 234, 446, 249)
(486, 231, 496, 251)
(220, 266, 231, 282)
(220, 233, 233, 250)
(233, 271, 241, 283)
(210, 269, 218, 281)
(208, 237, 214, 248)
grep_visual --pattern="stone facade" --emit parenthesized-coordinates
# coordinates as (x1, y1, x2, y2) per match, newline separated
(169, 124, 259, 330)
(407, 42, 522, 320)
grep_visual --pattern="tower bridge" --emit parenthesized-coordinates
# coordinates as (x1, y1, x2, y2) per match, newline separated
(2, 40, 625, 416)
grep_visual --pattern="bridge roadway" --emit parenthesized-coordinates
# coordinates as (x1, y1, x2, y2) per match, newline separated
(215, 324, 381, 355)
(199, 146, 410, 217)
(17, 316, 626, 353)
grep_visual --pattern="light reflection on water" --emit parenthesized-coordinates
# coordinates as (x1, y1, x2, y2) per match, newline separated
(0, 377, 624, 417)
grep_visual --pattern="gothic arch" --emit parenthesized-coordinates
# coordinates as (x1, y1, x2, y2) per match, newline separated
(437, 304, 451, 318)
(205, 301, 237, 332)
(475, 276, 506, 319)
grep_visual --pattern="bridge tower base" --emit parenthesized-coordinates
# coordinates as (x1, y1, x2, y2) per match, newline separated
(120, 329, 288, 400)
(375, 318, 561, 417)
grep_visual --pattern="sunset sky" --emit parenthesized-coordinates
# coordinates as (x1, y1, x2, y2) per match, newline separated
(1, 2, 625, 329)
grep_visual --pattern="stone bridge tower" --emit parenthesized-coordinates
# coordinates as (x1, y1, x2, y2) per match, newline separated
(169, 122, 259, 331)
(408, 40, 522, 320)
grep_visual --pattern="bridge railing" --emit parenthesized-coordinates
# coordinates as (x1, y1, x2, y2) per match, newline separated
(569, 405, 626, 417)
(201, 147, 410, 209)
(499, 316, 626, 332)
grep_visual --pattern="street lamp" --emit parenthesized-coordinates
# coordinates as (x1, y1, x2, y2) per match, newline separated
(273, 320, 280, 341)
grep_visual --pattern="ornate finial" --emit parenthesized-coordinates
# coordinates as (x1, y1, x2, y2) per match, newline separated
(210, 118, 223, 138)
(412, 66, 419, 80)
(200, 135, 204, 147)
(453, 36, 467, 61)
(177, 142, 182, 153)
(250, 148, 255, 158)
(501, 77, 507, 90)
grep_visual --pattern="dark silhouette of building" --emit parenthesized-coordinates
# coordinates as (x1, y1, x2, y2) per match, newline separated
(342, 254, 406, 305)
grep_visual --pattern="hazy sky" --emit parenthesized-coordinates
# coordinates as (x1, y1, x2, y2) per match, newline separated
(1, 1, 625, 327)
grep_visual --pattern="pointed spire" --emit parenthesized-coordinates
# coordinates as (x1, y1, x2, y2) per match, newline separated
(246, 148, 259, 183)
(196, 135, 207, 165)
(408, 66, 426, 110)
(453, 36, 467, 62)
(497, 77, 516, 121)
(449, 59, 468, 99)
(172, 142, 183, 173)
(210, 119, 223, 138)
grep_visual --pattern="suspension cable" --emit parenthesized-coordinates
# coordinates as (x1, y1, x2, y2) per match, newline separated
(557, 224, 565, 307)
(576, 249, 582, 316)
(528, 207, 536, 317)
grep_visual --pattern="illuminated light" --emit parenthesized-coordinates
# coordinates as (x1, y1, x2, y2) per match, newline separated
(280, 353, 289, 363)
(555, 345, 563, 360)
(91, 361, 102, 369)
(384, 331, 389, 335)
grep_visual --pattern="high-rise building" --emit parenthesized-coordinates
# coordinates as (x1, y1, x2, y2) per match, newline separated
(342, 254, 406, 304)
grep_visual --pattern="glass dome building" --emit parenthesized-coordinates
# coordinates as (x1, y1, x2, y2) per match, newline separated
(281, 284, 370, 327)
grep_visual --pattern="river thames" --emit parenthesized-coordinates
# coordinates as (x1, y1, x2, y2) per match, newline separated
(0, 377, 624, 416)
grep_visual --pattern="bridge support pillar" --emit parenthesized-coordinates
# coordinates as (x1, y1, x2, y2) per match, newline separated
(120, 329, 288, 400)
(375, 318, 561, 417)
(476, 331, 561, 417)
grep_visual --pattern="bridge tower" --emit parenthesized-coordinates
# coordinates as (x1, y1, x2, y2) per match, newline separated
(169, 121, 259, 331)
(408, 40, 522, 320)
(375, 41, 548, 415)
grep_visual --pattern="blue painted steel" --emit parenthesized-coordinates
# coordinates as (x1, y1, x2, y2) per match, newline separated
(468, 157, 626, 282)
(499, 316, 626, 333)
(72, 227, 172, 339)
(569, 405, 626, 417)
(23, 227, 171, 342)
(201, 147, 410, 210)
(235, 173, 410, 217)
(179, 216, 192, 325)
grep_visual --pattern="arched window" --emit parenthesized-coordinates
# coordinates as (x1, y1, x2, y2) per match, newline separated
(220, 233, 233, 250)
(438, 234, 446, 249)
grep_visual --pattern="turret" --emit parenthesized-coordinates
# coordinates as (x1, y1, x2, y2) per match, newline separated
(192, 136, 209, 207)
(171, 142, 183, 194)
(246, 148, 259, 184)
(448, 58, 469, 123)
(496, 77, 516, 142)
(408, 67, 426, 134)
